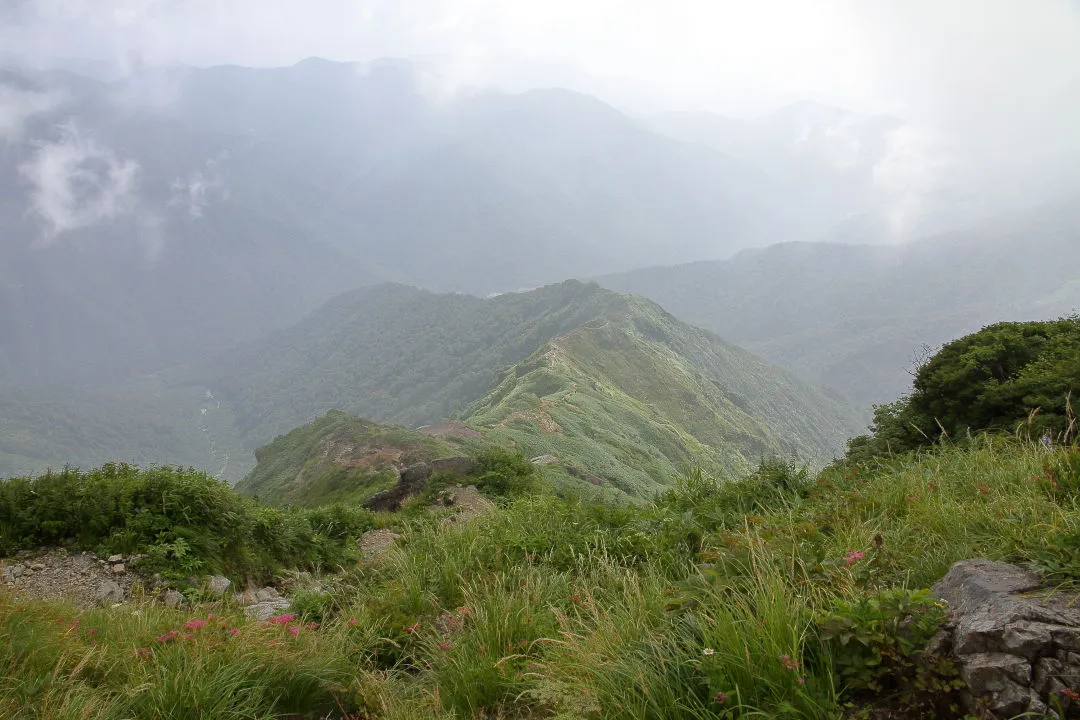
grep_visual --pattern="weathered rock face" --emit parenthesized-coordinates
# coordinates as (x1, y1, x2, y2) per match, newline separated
(363, 456, 475, 512)
(932, 559, 1080, 718)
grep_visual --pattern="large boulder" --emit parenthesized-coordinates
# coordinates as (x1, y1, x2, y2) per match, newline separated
(932, 559, 1080, 718)
(364, 457, 475, 512)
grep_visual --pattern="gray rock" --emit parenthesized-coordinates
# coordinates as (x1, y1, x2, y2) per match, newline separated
(931, 559, 1080, 718)
(111, 563, 125, 574)
(94, 580, 124, 605)
(10, 564, 25, 579)
(162, 589, 184, 609)
(960, 653, 1031, 691)
(530, 454, 561, 465)
(106, 554, 123, 563)
(206, 575, 231, 596)
(254, 587, 281, 603)
(29, 562, 46, 571)
(244, 597, 292, 621)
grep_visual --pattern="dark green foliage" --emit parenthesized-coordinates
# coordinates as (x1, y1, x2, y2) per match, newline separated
(658, 459, 812, 532)
(847, 317, 1080, 460)
(0, 463, 373, 581)
(817, 589, 963, 717)
(465, 449, 539, 499)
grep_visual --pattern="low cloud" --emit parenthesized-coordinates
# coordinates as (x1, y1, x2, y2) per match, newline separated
(0, 83, 66, 143)
(18, 123, 141, 242)
(169, 155, 227, 219)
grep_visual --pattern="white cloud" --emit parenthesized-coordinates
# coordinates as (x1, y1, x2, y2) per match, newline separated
(169, 155, 227, 219)
(18, 123, 141, 242)
(0, 83, 65, 142)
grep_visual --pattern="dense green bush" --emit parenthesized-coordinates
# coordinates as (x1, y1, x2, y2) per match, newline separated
(847, 317, 1080, 460)
(0, 463, 374, 581)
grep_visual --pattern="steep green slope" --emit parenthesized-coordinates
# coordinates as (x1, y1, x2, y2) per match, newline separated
(600, 200, 1080, 410)
(203, 281, 639, 445)
(464, 297, 860, 495)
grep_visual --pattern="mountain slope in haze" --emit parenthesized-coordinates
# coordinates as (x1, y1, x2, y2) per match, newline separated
(203, 278, 859, 453)
(600, 201, 1080, 410)
(462, 295, 859, 495)
(0, 57, 771, 391)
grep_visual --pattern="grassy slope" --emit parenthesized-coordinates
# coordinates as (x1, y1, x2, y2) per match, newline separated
(465, 296, 861, 496)
(235, 410, 475, 506)
(3, 438, 1076, 719)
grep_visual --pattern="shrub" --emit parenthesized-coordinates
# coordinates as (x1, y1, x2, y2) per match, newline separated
(817, 588, 964, 717)
(0, 463, 373, 581)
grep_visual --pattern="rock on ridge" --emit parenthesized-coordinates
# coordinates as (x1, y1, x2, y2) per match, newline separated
(932, 558, 1080, 718)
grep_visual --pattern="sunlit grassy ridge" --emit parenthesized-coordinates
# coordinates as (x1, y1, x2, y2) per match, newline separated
(465, 295, 859, 497)
(4, 438, 1077, 718)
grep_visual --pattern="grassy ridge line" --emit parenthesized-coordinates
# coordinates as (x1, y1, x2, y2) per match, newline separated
(3, 438, 1076, 718)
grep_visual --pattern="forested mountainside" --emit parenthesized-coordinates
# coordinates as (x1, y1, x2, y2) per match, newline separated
(208, 281, 860, 489)
(0, 281, 861, 485)
(600, 200, 1080, 409)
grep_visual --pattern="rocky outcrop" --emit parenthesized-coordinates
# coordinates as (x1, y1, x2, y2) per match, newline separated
(932, 559, 1080, 718)
(363, 456, 475, 511)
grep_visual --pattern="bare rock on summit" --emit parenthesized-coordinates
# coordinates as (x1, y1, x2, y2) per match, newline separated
(932, 559, 1080, 718)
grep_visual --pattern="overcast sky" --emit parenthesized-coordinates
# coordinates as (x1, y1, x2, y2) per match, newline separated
(3, 0, 1079, 238)
(1, 0, 1077, 122)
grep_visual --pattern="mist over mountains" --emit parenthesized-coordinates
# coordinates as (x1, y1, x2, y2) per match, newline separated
(2, 56, 966, 390)
(1, 55, 1077, 481)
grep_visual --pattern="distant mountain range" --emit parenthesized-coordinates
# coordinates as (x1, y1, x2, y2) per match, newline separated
(601, 200, 1080, 410)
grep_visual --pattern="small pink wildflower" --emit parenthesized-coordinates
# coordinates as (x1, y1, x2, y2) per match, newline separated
(228, 627, 239, 636)
(289, 626, 300, 637)
(348, 618, 359, 627)
(796, 678, 806, 685)
(843, 550, 865, 565)
(438, 642, 452, 650)
(713, 692, 728, 705)
(305, 622, 319, 630)
(182, 633, 193, 640)
(133, 647, 151, 658)
(267, 613, 298, 626)
(183, 619, 207, 631)
(779, 654, 799, 670)
(156, 630, 180, 643)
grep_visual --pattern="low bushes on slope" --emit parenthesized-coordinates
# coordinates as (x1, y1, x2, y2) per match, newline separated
(6, 439, 1075, 718)
(0, 462, 374, 581)
(847, 316, 1080, 461)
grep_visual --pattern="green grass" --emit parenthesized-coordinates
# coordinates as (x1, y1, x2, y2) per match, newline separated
(2, 438, 1077, 718)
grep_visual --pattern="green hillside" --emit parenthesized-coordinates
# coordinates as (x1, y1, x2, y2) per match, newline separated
(464, 296, 859, 495)
(228, 286, 860, 503)
(235, 411, 479, 506)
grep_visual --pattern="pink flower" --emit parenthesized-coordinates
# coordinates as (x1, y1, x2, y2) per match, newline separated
(796, 678, 806, 685)
(438, 642, 452, 650)
(289, 626, 300, 637)
(228, 627, 239, 636)
(132, 647, 151, 657)
(305, 622, 319, 630)
(843, 550, 865, 565)
(267, 613, 298, 626)
(713, 692, 728, 705)
(348, 618, 359, 627)
(183, 619, 207, 631)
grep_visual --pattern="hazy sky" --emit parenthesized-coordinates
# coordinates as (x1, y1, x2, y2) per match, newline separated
(2, 0, 1078, 123)
(3, 0, 1079, 243)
